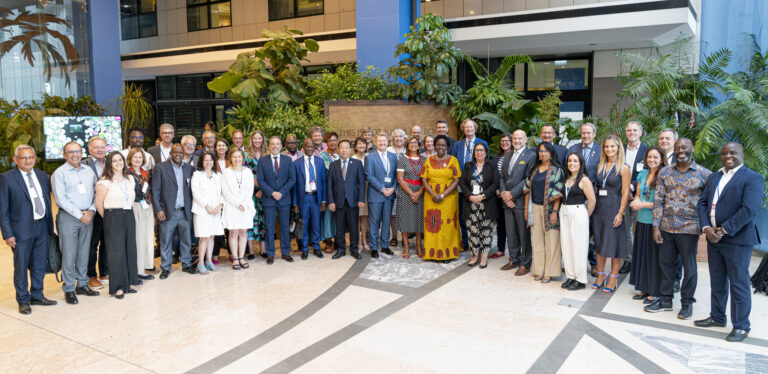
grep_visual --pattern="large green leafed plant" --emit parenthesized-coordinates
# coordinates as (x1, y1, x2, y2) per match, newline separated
(305, 63, 400, 119)
(118, 83, 154, 147)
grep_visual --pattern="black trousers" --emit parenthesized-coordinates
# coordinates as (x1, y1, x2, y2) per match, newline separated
(496, 202, 507, 254)
(335, 202, 360, 253)
(103, 209, 138, 295)
(659, 231, 698, 305)
(87, 213, 108, 277)
(504, 207, 532, 267)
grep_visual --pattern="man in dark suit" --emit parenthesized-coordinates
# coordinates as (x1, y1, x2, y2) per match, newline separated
(449, 119, 489, 249)
(567, 122, 600, 183)
(500, 130, 537, 275)
(695, 143, 763, 342)
(621, 120, 648, 274)
(152, 144, 196, 278)
(328, 140, 366, 260)
(293, 138, 327, 260)
(539, 124, 567, 167)
(365, 133, 398, 258)
(0, 145, 57, 314)
(81, 136, 108, 289)
(435, 119, 456, 149)
(257, 136, 297, 264)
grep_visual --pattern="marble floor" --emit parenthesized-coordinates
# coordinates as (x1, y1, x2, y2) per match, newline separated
(0, 238, 766, 373)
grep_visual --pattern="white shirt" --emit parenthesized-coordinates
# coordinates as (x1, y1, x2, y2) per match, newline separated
(271, 154, 281, 172)
(508, 148, 524, 174)
(304, 156, 317, 193)
(159, 145, 172, 162)
(709, 164, 743, 228)
(379, 151, 389, 174)
(625, 142, 641, 170)
(666, 152, 675, 165)
(22, 169, 45, 219)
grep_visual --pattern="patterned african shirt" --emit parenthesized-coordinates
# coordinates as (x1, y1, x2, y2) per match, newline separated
(652, 161, 711, 235)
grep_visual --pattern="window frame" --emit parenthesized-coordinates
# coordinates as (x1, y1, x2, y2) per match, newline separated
(268, 0, 324, 22)
(120, 0, 158, 40)
(186, 0, 232, 32)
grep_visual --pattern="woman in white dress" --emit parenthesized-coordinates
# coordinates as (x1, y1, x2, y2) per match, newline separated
(221, 148, 255, 270)
(191, 151, 224, 274)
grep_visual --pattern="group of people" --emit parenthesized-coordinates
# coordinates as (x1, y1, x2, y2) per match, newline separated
(0, 118, 761, 343)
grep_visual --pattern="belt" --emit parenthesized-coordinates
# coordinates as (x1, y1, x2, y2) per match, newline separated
(175, 207, 185, 211)
(305, 191, 317, 195)
(403, 178, 422, 186)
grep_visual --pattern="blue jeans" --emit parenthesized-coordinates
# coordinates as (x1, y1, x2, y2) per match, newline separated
(368, 200, 393, 251)
(159, 209, 192, 270)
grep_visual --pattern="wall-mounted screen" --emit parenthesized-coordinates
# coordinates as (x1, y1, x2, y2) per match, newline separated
(43, 116, 123, 160)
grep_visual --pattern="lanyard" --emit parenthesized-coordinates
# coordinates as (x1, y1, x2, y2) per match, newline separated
(601, 163, 614, 189)
(117, 177, 131, 206)
(565, 178, 575, 201)
(473, 164, 481, 184)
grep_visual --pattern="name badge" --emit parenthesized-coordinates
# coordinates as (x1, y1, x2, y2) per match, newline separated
(78, 184, 87, 195)
(384, 177, 392, 183)
(636, 163, 644, 172)
(599, 189, 608, 196)
(140, 199, 150, 210)
(472, 185, 482, 195)
(141, 182, 148, 194)
(309, 181, 317, 191)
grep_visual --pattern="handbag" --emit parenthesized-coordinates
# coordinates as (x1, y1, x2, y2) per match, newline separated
(45, 233, 62, 282)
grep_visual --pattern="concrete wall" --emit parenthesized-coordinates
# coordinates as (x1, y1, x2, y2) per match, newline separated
(326, 101, 458, 139)
(120, 0, 356, 55)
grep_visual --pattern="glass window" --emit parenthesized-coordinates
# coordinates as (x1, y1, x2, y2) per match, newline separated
(269, 0, 323, 21)
(187, 0, 231, 31)
(527, 59, 589, 91)
(120, 0, 157, 40)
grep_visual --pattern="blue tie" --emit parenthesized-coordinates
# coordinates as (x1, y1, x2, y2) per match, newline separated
(308, 158, 316, 182)
(465, 140, 472, 163)
(582, 146, 591, 164)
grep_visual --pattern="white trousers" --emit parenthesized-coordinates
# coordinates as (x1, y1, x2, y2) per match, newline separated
(559, 204, 590, 284)
(132, 202, 155, 271)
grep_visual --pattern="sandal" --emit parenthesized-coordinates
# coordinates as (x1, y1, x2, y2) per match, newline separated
(390, 238, 398, 247)
(205, 261, 216, 271)
(232, 258, 241, 270)
(198, 264, 208, 274)
(603, 274, 619, 293)
(592, 272, 606, 289)
(403, 253, 410, 259)
(239, 258, 250, 269)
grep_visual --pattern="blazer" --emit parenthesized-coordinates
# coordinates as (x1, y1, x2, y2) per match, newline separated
(151, 160, 195, 221)
(327, 157, 366, 208)
(624, 142, 648, 188)
(567, 143, 601, 183)
(190, 170, 223, 216)
(458, 161, 500, 219)
(293, 155, 328, 211)
(365, 151, 398, 203)
(450, 137, 489, 171)
(256, 154, 296, 207)
(697, 166, 763, 246)
(0, 168, 54, 241)
(147, 145, 171, 165)
(81, 156, 104, 181)
(500, 148, 537, 209)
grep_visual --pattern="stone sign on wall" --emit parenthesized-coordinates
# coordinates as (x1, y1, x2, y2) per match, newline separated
(324, 100, 459, 139)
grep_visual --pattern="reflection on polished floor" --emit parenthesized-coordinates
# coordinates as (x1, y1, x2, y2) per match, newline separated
(0, 238, 766, 373)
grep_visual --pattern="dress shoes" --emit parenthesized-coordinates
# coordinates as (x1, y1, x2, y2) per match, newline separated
(88, 277, 104, 289)
(267, 256, 274, 265)
(65, 292, 78, 305)
(138, 274, 155, 280)
(301, 252, 309, 260)
(381, 248, 394, 256)
(371, 250, 379, 258)
(159, 269, 170, 279)
(694, 317, 726, 328)
(619, 260, 631, 274)
(282, 255, 294, 262)
(75, 286, 99, 296)
(632, 293, 649, 300)
(112, 292, 124, 300)
(260, 253, 268, 259)
(133, 279, 144, 286)
(351, 251, 362, 260)
(726, 329, 749, 342)
(182, 266, 197, 275)
(500, 261, 519, 271)
(18, 303, 32, 315)
(247, 254, 255, 260)
(561, 279, 575, 289)
(125, 288, 137, 294)
(30, 297, 57, 306)
(332, 251, 346, 259)
(514, 266, 530, 276)
(313, 249, 324, 258)
(568, 281, 586, 291)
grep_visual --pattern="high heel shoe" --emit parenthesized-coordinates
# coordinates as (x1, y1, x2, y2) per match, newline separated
(592, 272, 606, 289)
(603, 274, 619, 293)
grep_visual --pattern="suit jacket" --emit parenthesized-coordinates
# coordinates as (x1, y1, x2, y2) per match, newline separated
(256, 154, 296, 207)
(0, 168, 54, 241)
(365, 151, 398, 203)
(500, 148, 537, 209)
(552, 143, 568, 168)
(81, 156, 104, 181)
(292, 155, 327, 211)
(697, 166, 763, 246)
(624, 142, 648, 188)
(449, 137, 489, 171)
(567, 142, 601, 183)
(328, 157, 365, 208)
(151, 160, 195, 221)
(459, 161, 500, 219)
(147, 145, 171, 165)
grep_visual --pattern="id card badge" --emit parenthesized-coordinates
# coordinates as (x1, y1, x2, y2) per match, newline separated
(472, 185, 482, 195)
(78, 183, 87, 195)
(636, 163, 644, 172)
(140, 199, 150, 210)
(141, 182, 149, 194)
(309, 181, 317, 191)
(599, 189, 608, 196)
(384, 177, 392, 183)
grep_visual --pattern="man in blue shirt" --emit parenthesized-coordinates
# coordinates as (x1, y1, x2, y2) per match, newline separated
(52, 142, 100, 304)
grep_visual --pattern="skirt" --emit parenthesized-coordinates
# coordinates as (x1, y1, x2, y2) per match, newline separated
(629, 222, 662, 296)
(193, 212, 224, 237)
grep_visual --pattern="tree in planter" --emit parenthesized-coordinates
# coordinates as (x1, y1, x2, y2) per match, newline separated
(305, 63, 400, 118)
(208, 27, 319, 104)
(387, 13, 463, 106)
(451, 54, 534, 141)
(221, 99, 330, 146)
(118, 83, 154, 148)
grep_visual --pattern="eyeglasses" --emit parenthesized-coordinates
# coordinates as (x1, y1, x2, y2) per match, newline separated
(160, 132, 174, 136)
(203, 136, 216, 140)
(538, 150, 550, 153)
(183, 143, 195, 147)
(131, 136, 144, 140)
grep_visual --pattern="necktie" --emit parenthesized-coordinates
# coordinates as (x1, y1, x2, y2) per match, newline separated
(381, 153, 389, 174)
(308, 158, 316, 182)
(26, 172, 44, 216)
(582, 146, 591, 164)
(465, 140, 472, 163)
(273, 156, 279, 175)
(342, 160, 347, 180)
(509, 151, 520, 175)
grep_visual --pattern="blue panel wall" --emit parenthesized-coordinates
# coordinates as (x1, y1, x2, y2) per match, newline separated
(356, 0, 418, 72)
(700, 0, 768, 251)
(87, 0, 122, 108)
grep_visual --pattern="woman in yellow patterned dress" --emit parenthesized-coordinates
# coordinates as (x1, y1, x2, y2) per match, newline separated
(420, 135, 462, 262)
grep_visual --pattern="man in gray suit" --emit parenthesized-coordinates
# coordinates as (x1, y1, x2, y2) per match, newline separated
(499, 130, 536, 275)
